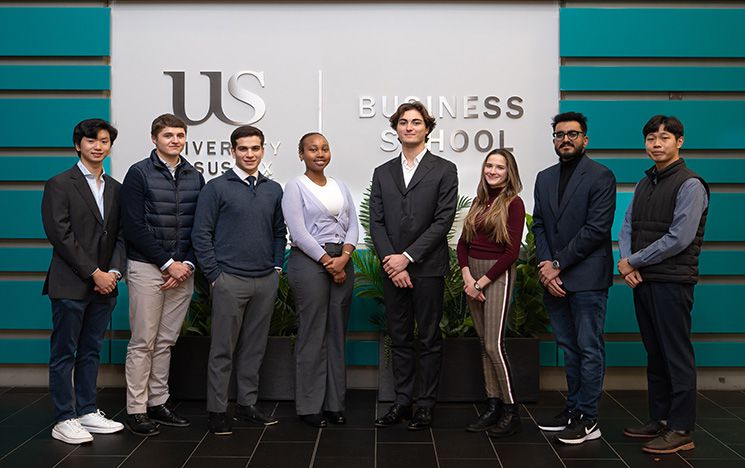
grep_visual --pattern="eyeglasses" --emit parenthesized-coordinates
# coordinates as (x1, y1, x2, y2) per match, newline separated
(552, 131, 584, 141)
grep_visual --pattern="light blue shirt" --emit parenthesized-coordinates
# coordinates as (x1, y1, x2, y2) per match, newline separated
(77, 160, 105, 219)
(618, 178, 709, 268)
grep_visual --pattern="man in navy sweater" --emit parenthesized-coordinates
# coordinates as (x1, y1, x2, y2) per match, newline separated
(192, 125, 286, 435)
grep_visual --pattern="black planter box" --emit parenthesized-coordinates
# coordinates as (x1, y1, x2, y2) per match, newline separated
(169, 335, 296, 401)
(378, 336, 539, 403)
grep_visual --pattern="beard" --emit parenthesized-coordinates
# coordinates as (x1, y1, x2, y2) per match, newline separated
(555, 143, 584, 161)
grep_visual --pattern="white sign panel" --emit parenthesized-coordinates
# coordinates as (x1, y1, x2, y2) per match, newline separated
(111, 2, 559, 214)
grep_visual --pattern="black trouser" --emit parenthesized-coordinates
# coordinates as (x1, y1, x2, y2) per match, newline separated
(633, 281, 696, 431)
(383, 276, 445, 408)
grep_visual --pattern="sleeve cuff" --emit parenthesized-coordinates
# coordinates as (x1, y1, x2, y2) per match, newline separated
(108, 269, 122, 280)
(183, 261, 195, 271)
(403, 251, 414, 263)
(160, 258, 175, 271)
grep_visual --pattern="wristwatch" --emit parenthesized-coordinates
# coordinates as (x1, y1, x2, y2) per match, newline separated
(552, 260, 561, 270)
(473, 282, 482, 291)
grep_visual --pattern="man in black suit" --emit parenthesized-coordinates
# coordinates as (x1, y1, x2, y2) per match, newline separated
(532, 112, 616, 445)
(41, 119, 126, 444)
(370, 101, 458, 430)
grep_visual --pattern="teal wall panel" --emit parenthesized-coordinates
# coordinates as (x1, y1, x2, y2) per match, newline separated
(559, 101, 745, 150)
(0, 338, 110, 364)
(561, 66, 745, 92)
(600, 342, 745, 367)
(610, 250, 745, 277)
(0, 8, 110, 57)
(595, 158, 745, 185)
(0, 247, 51, 272)
(0, 157, 83, 182)
(560, 9, 745, 58)
(0, 66, 110, 91)
(612, 193, 744, 242)
(346, 340, 378, 366)
(606, 284, 745, 334)
(0, 191, 43, 238)
(540, 341, 558, 367)
(0, 282, 50, 329)
(0, 99, 110, 148)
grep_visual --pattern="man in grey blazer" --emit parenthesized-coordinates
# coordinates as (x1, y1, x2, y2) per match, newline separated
(532, 112, 616, 444)
(370, 101, 458, 430)
(41, 119, 126, 444)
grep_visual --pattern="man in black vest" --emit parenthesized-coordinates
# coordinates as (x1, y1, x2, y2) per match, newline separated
(618, 115, 709, 454)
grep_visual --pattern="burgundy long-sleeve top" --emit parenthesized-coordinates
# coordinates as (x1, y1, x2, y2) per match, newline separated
(457, 190, 525, 281)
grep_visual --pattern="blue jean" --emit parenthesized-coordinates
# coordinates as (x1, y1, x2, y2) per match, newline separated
(49, 296, 116, 422)
(544, 289, 607, 419)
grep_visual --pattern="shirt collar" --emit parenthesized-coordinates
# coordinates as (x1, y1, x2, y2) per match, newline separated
(157, 154, 181, 170)
(76, 160, 105, 178)
(401, 148, 427, 168)
(232, 166, 259, 180)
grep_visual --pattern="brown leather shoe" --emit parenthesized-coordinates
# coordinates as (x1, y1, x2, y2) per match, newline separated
(642, 429, 695, 454)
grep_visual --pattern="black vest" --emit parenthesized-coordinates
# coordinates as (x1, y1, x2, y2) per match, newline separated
(630, 159, 708, 283)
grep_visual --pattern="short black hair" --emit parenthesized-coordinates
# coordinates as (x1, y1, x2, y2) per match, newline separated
(552, 111, 588, 134)
(643, 115, 684, 139)
(230, 125, 265, 147)
(298, 132, 325, 154)
(72, 119, 118, 157)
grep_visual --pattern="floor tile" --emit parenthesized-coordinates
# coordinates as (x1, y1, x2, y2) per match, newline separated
(595, 417, 644, 444)
(553, 437, 619, 460)
(700, 391, 745, 407)
(0, 436, 78, 467)
(491, 421, 555, 444)
(611, 443, 692, 467)
(492, 443, 563, 467)
(0, 393, 46, 423)
(698, 398, 739, 419)
(260, 417, 320, 442)
(679, 429, 742, 460)
(192, 427, 261, 456)
(156, 415, 210, 441)
(732, 444, 745, 458)
(430, 406, 478, 429)
(376, 422, 432, 443)
(432, 429, 496, 459)
(313, 455, 375, 468)
(684, 461, 745, 468)
(316, 428, 374, 458)
(183, 456, 251, 468)
(439, 460, 502, 468)
(563, 460, 627, 468)
(56, 455, 127, 468)
(248, 441, 314, 467)
(0, 425, 44, 458)
(119, 440, 197, 468)
(377, 442, 438, 468)
(71, 429, 144, 456)
(697, 418, 745, 445)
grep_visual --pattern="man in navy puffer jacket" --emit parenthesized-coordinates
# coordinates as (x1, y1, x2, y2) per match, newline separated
(120, 113, 205, 436)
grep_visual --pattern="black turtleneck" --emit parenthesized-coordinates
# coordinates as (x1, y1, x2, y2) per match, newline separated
(559, 152, 584, 202)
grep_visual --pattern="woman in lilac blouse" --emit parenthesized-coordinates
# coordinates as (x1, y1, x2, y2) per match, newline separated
(281, 133, 359, 428)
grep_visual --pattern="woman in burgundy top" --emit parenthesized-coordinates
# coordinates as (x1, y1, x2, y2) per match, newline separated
(457, 149, 525, 438)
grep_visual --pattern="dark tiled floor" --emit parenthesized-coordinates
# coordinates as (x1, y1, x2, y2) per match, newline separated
(1, 387, 744, 467)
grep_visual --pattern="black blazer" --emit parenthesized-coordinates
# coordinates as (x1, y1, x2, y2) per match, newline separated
(532, 155, 616, 292)
(369, 151, 458, 278)
(41, 164, 126, 300)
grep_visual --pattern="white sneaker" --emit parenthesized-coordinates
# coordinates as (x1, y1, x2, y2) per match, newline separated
(79, 410, 124, 434)
(52, 418, 94, 444)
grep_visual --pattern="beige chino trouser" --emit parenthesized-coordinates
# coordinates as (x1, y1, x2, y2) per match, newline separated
(125, 260, 193, 414)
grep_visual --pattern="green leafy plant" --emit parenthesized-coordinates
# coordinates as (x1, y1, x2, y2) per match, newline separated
(507, 214, 549, 337)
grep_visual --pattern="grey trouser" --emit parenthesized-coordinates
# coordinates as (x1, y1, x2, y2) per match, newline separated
(125, 260, 193, 414)
(466, 258, 517, 404)
(207, 271, 278, 413)
(288, 247, 353, 415)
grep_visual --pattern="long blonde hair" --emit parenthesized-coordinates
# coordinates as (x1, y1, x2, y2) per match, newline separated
(462, 149, 522, 244)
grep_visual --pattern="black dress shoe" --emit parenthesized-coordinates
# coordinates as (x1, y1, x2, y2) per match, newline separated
(147, 403, 190, 427)
(323, 411, 346, 425)
(374, 404, 412, 427)
(234, 404, 279, 426)
(407, 407, 432, 431)
(208, 412, 233, 435)
(299, 414, 328, 428)
(125, 413, 160, 436)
